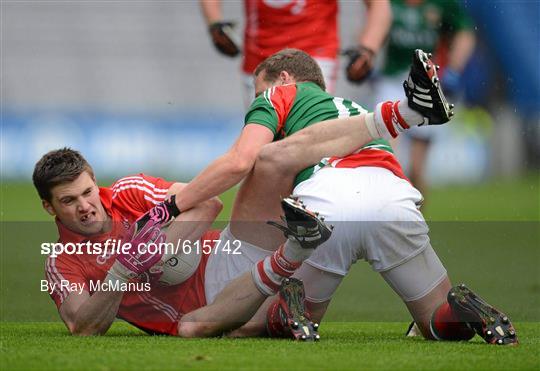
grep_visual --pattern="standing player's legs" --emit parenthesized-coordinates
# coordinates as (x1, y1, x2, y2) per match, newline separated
(314, 57, 338, 94)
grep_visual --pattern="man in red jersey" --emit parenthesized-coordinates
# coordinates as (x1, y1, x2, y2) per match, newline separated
(35, 149, 223, 335)
(200, 0, 392, 104)
(36, 148, 331, 338)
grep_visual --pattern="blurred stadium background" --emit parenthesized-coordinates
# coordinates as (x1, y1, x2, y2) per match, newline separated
(1, 1, 539, 324)
(2, 1, 538, 184)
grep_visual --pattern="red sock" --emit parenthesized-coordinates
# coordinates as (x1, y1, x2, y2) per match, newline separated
(430, 302, 475, 341)
(265, 300, 286, 338)
(252, 244, 302, 296)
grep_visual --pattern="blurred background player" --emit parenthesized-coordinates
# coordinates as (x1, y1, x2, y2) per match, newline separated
(372, 0, 475, 200)
(200, 0, 392, 105)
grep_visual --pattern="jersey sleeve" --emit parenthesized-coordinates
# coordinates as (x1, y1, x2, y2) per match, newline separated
(111, 174, 174, 214)
(45, 254, 89, 309)
(244, 84, 297, 137)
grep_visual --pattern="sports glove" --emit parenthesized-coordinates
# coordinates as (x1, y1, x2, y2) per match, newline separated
(208, 21, 240, 57)
(343, 45, 375, 84)
(107, 196, 181, 282)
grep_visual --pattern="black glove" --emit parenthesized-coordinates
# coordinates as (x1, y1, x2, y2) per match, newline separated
(208, 21, 240, 57)
(343, 46, 375, 84)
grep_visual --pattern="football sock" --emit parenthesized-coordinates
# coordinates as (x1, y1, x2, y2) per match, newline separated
(365, 100, 424, 140)
(430, 302, 475, 341)
(251, 242, 307, 296)
(282, 237, 314, 263)
(265, 300, 286, 337)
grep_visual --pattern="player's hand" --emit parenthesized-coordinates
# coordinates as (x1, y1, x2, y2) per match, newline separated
(109, 224, 167, 281)
(344, 46, 375, 84)
(108, 197, 181, 281)
(208, 21, 240, 57)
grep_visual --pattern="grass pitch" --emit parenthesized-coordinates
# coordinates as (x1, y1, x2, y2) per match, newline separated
(2, 322, 540, 371)
(1, 174, 539, 370)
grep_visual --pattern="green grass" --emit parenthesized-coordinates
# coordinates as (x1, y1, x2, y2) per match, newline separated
(2, 173, 539, 222)
(2, 322, 539, 370)
(1, 175, 539, 370)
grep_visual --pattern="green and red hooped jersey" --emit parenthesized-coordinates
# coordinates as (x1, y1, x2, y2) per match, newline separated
(244, 82, 407, 186)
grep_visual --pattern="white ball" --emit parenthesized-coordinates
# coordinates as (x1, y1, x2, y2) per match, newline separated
(158, 251, 202, 286)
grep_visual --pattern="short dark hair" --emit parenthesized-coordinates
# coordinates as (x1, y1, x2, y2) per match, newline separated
(33, 148, 94, 202)
(254, 48, 326, 91)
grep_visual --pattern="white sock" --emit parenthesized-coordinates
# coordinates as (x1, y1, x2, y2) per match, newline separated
(397, 100, 424, 127)
(365, 100, 426, 140)
(282, 238, 314, 263)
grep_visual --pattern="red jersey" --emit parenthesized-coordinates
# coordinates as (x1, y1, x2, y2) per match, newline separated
(45, 174, 219, 335)
(243, 0, 339, 73)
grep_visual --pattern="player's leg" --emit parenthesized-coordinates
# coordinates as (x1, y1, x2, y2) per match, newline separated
(178, 198, 332, 338)
(242, 72, 256, 108)
(381, 246, 518, 345)
(231, 49, 452, 249)
(227, 266, 334, 338)
(314, 57, 338, 94)
(364, 169, 518, 345)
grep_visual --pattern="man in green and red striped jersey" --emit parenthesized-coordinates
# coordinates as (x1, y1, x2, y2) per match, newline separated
(165, 49, 516, 345)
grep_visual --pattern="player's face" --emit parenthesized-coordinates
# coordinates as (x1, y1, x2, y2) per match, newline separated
(44, 171, 110, 236)
(254, 70, 273, 97)
(254, 70, 295, 97)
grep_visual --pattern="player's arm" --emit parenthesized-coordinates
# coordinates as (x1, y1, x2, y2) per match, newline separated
(59, 290, 124, 336)
(345, 0, 392, 83)
(200, 0, 240, 57)
(359, 0, 392, 53)
(447, 30, 475, 74)
(259, 49, 454, 173)
(439, 2, 476, 94)
(200, 0, 221, 25)
(173, 124, 274, 213)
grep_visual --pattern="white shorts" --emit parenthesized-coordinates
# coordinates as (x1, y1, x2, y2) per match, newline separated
(293, 166, 430, 274)
(242, 57, 338, 107)
(204, 225, 271, 304)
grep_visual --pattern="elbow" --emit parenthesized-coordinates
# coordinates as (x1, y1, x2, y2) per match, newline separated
(231, 157, 254, 177)
(177, 321, 217, 338)
(70, 325, 99, 336)
(68, 320, 107, 336)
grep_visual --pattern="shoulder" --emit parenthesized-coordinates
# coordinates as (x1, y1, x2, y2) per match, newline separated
(111, 174, 172, 200)
(110, 174, 173, 213)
